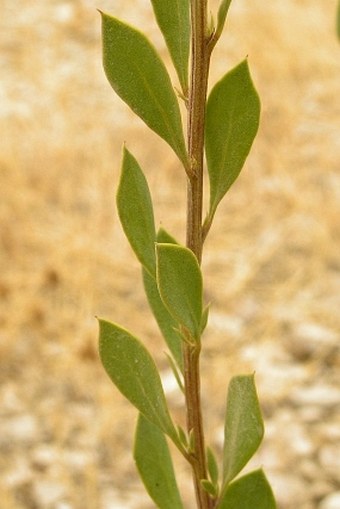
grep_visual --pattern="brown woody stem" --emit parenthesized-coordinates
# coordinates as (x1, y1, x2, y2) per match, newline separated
(184, 1, 213, 508)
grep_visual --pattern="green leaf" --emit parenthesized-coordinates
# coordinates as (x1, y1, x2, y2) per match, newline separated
(98, 319, 177, 442)
(156, 243, 203, 341)
(117, 147, 156, 276)
(157, 227, 178, 245)
(205, 60, 260, 217)
(150, 0, 190, 94)
(142, 268, 183, 371)
(100, 12, 188, 166)
(217, 469, 276, 509)
(188, 428, 195, 454)
(216, 0, 232, 40)
(201, 479, 218, 498)
(134, 414, 184, 509)
(176, 425, 188, 448)
(223, 375, 264, 485)
(207, 446, 219, 486)
(201, 304, 210, 334)
(142, 228, 183, 371)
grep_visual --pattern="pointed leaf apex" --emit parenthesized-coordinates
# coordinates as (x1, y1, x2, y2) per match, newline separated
(222, 374, 264, 485)
(117, 149, 156, 275)
(206, 59, 260, 218)
(101, 13, 187, 165)
(98, 319, 176, 441)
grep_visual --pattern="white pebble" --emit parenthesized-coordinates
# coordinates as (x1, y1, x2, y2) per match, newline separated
(319, 444, 340, 481)
(319, 492, 340, 509)
(34, 480, 66, 505)
(291, 384, 340, 407)
(32, 445, 58, 469)
(3, 414, 38, 442)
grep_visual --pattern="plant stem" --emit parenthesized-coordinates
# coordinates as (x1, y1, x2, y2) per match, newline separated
(184, 1, 213, 508)
(187, 0, 209, 265)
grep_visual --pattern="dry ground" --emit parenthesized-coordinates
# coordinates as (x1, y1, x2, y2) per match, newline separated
(1, 0, 340, 508)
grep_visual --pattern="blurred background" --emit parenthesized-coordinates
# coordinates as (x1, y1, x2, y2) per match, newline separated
(1, 0, 340, 508)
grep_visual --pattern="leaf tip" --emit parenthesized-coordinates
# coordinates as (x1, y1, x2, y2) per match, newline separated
(98, 9, 110, 22)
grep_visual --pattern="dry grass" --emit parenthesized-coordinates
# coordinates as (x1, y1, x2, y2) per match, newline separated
(1, 0, 339, 508)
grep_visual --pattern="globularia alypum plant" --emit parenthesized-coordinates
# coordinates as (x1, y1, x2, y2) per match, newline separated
(98, 1, 277, 508)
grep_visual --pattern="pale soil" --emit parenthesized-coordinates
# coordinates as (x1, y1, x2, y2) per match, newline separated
(1, 1, 340, 508)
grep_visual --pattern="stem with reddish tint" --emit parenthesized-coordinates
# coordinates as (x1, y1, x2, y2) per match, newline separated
(184, 1, 214, 508)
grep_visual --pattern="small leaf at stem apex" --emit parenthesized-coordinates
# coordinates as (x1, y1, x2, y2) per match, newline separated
(217, 469, 277, 509)
(98, 319, 177, 443)
(156, 243, 203, 341)
(150, 0, 190, 94)
(134, 414, 184, 509)
(100, 12, 188, 166)
(205, 59, 260, 219)
(222, 374, 264, 486)
(117, 147, 156, 276)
